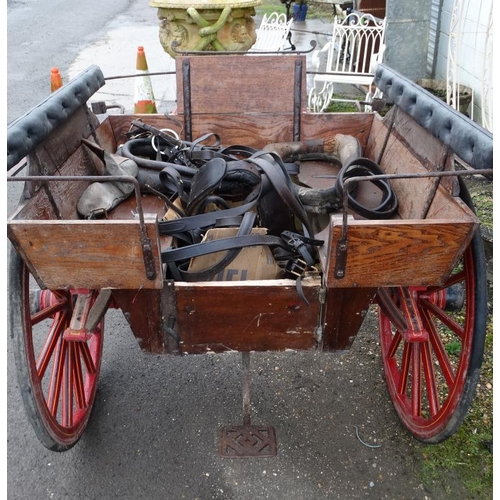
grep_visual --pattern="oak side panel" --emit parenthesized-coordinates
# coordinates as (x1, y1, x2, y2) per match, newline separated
(8, 217, 163, 289)
(325, 218, 477, 288)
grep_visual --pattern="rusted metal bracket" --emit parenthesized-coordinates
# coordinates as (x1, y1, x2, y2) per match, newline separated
(293, 58, 303, 141)
(219, 352, 277, 458)
(334, 237, 348, 279)
(182, 59, 192, 143)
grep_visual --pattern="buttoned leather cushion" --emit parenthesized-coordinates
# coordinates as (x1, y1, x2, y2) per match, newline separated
(7, 65, 105, 170)
(374, 64, 492, 172)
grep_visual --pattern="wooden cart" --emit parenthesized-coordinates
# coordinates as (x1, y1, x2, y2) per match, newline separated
(7, 55, 493, 455)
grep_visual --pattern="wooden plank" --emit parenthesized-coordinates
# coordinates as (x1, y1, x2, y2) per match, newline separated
(112, 289, 166, 354)
(11, 144, 106, 222)
(322, 287, 377, 351)
(175, 279, 321, 353)
(175, 55, 306, 115)
(94, 117, 118, 154)
(325, 217, 478, 288)
(301, 112, 373, 151)
(188, 114, 294, 148)
(367, 108, 456, 194)
(7, 217, 163, 289)
(107, 112, 373, 152)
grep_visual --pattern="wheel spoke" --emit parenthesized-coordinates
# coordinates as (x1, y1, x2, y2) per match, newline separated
(397, 340, 411, 396)
(421, 308, 456, 388)
(72, 343, 87, 409)
(420, 297, 465, 340)
(421, 341, 440, 416)
(79, 340, 97, 375)
(410, 343, 422, 417)
(62, 342, 74, 427)
(31, 297, 68, 325)
(36, 313, 66, 379)
(47, 336, 66, 417)
(425, 268, 466, 294)
(387, 329, 402, 361)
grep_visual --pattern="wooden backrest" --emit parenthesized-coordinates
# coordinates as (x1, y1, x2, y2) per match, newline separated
(175, 54, 307, 144)
(327, 12, 386, 75)
(249, 12, 293, 52)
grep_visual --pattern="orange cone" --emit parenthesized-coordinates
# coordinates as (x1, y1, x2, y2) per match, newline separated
(50, 67, 63, 92)
(134, 46, 157, 114)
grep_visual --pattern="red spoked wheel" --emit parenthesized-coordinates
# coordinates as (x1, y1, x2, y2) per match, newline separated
(377, 183, 487, 443)
(9, 245, 104, 451)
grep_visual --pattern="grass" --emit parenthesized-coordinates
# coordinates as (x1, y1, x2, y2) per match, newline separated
(326, 95, 362, 112)
(418, 318, 493, 498)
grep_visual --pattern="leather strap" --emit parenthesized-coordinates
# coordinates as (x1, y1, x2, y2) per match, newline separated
(170, 212, 257, 282)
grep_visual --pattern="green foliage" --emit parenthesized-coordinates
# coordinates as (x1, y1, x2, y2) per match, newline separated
(326, 97, 361, 112)
(444, 340, 462, 357)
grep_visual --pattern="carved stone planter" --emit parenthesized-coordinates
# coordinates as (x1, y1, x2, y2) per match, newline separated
(150, 0, 262, 57)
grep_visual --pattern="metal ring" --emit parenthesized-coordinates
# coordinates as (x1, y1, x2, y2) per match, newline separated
(151, 128, 181, 155)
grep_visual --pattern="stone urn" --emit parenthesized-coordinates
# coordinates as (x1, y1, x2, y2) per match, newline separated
(150, 0, 263, 57)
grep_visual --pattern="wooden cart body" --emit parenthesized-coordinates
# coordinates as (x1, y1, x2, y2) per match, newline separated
(7, 56, 490, 355)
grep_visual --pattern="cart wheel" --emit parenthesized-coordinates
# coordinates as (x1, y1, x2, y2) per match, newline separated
(9, 244, 104, 451)
(377, 182, 487, 443)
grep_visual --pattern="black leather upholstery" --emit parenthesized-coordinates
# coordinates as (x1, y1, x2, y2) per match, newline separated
(374, 64, 493, 172)
(7, 65, 105, 170)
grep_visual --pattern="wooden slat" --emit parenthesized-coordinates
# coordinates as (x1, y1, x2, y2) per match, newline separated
(8, 217, 163, 289)
(175, 280, 321, 353)
(24, 107, 100, 176)
(366, 108, 456, 202)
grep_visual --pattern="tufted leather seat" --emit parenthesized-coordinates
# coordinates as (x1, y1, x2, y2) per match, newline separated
(7, 65, 105, 171)
(374, 64, 492, 172)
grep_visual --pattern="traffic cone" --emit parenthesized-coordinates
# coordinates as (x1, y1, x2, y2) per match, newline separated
(50, 67, 63, 92)
(134, 46, 157, 114)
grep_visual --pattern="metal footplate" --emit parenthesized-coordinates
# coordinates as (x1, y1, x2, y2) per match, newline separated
(218, 352, 277, 458)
